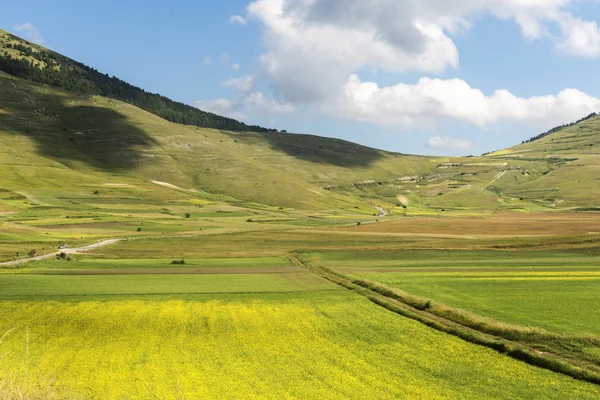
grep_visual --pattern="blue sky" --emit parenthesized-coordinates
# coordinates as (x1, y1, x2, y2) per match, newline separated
(3, 0, 600, 156)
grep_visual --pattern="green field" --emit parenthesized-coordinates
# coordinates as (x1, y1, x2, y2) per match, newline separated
(2, 293, 600, 399)
(2, 28, 600, 399)
(313, 250, 600, 336)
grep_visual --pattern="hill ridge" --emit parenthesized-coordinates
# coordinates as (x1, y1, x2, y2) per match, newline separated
(0, 28, 273, 134)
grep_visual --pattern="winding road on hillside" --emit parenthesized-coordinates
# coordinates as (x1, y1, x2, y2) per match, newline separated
(0, 239, 122, 267)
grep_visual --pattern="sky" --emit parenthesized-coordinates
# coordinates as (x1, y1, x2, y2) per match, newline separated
(3, 0, 600, 156)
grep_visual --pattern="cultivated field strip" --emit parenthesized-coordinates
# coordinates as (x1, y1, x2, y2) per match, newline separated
(289, 256, 600, 385)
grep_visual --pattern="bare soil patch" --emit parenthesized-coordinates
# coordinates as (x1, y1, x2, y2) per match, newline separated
(341, 212, 600, 236)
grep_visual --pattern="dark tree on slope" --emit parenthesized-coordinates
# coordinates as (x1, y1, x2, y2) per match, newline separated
(523, 113, 598, 144)
(0, 48, 271, 133)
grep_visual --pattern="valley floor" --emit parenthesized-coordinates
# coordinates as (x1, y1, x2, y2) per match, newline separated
(1, 212, 600, 398)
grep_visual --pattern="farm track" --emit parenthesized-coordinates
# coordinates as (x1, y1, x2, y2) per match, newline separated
(0, 239, 121, 267)
(287, 255, 600, 386)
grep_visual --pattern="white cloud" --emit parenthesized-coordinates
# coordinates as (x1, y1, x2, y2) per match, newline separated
(428, 136, 474, 150)
(245, 91, 295, 114)
(222, 76, 255, 93)
(14, 22, 45, 45)
(207, 0, 600, 131)
(246, 0, 460, 103)
(202, 56, 212, 66)
(556, 15, 600, 57)
(231, 63, 241, 71)
(194, 98, 249, 121)
(243, 0, 600, 106)
(194, 91, 293, 123)
(333, 74, 600, 129)
(229, 15, 247, 25)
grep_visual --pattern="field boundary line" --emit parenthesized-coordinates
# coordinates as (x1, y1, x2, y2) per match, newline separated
(287, 254, 600, 386)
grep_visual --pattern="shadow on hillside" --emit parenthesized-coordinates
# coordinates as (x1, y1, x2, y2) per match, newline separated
(2, 83, 156, 171)
(221, 130, 385, 167)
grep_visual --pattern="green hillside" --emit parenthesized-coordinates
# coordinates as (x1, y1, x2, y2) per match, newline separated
(0, 27, 599, 217)
(3, 26, 600, 399)
(0, 28, 270, 132)
(485, 114, 600, 209)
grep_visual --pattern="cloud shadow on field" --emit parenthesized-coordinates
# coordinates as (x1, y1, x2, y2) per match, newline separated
(0, 75, 157, 171)
(221, 130, 386, 167)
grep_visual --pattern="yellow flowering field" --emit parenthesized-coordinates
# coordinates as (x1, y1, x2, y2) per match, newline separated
(1, 293, 599, 399)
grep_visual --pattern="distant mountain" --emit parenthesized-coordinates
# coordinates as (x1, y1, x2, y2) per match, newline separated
(1, 27, 599, 212)
(0, 28, 273, 133)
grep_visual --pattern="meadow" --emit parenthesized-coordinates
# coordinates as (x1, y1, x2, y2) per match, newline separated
(1, 216, 600, 397)
(309, 249, 600, 335)
(2, 291, 600, 399)
(2, 33, 600, 398)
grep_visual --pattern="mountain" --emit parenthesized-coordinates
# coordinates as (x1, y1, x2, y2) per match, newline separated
(0, 28, 271, 133)
(484, 113, 600, 209)
(0, 28, 599, 215)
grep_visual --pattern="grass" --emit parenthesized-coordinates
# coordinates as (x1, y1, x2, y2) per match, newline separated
(304, 248, 600, 336)
(300, 262, 600, 385)
(0, 272, 334, 300)
(3, 28, 600, 398)
(1, 294, 600, 399)
(2, 52, 599, 216)
(351, 269, 600, 336)
(9, 256, 293, 271)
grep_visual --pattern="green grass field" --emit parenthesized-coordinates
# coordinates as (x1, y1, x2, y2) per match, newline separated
(2, 28, 600, 398)
(2, 293, 599, 399)
(305, 249, 600, 336)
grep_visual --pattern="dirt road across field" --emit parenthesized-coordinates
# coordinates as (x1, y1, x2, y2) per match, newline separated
(0, 239, 122, 267)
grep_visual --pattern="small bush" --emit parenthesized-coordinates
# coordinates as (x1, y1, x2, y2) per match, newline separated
(171, 259, 186, 265)
(246, 219, 253, 223)
(27, 249, 37, 258)
(137, 228, 142, 232)
(185, 213, 191, 218)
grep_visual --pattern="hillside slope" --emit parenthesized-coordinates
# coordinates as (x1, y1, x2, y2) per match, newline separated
(486, 115, 600, 208)
(0, 28, 270, 132)
(1, 28, 599, 215)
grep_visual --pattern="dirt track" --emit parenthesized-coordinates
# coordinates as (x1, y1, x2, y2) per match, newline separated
(0, 239, 121, 267)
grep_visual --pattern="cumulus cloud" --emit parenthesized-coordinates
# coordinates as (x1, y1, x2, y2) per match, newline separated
(556, 15, 600, 57)
(208, 0, 600, 130)
(202, 56, 212, 66)
(245, 91, 295, 114)
(229, 15, 247, 25)
(194, 98, 249, 121)
(195, 92, 293, 123)
(222, 76, 255, 93)
(14, 23, 45, 45)
(247, 0, 460, 103)
(333, 75, 600, 129)
(428, 136, 474, 150)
